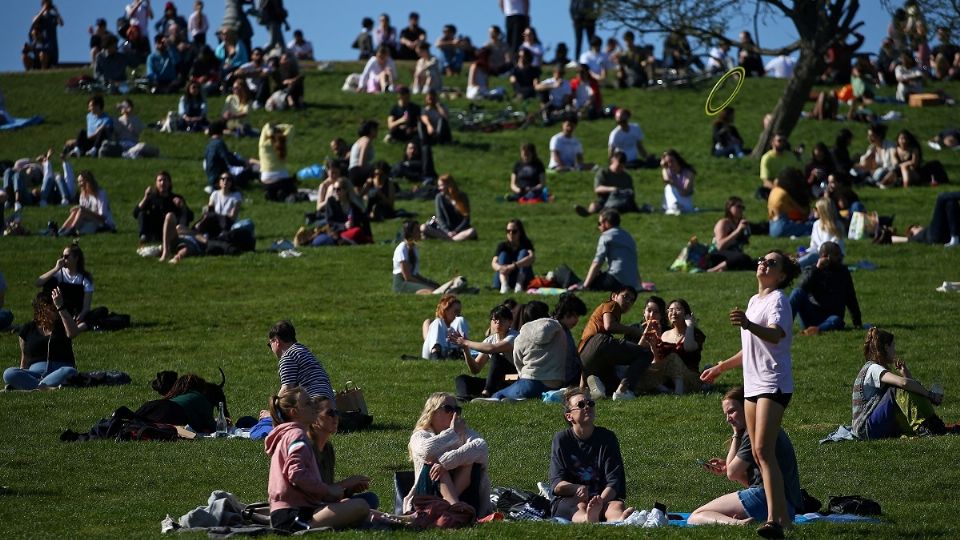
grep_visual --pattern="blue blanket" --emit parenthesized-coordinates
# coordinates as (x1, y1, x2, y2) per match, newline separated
(0, 116, 43, 131)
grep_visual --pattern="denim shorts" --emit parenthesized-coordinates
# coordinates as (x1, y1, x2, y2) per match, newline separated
(737, 487, 796, 523)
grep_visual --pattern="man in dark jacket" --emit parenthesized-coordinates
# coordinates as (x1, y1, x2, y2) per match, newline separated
(789, 241, 862, 335)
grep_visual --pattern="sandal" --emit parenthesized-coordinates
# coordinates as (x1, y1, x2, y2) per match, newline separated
(757, 521, 784, 539)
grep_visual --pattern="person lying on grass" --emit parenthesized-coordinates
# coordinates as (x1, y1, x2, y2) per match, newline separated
(688, 385, 803, 531)
(403, 392, 491, 516)
(549, 387, 635, 523)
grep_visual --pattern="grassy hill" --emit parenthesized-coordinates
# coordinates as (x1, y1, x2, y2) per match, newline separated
(0, 63, 959, 538)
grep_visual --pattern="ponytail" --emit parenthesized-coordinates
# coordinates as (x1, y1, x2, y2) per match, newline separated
(862, 327, 894, 364)
(269, 387, 304, 425)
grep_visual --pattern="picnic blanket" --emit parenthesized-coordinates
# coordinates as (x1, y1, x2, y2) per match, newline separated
(0, 116, 43, 131)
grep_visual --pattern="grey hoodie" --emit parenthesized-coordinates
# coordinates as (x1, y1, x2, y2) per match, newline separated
(512, 318, 566, 386)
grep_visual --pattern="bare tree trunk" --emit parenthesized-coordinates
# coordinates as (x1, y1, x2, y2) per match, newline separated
(750, 41, 825, 158)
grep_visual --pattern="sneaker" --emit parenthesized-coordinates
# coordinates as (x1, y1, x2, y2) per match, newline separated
(586, 375, 607, 400)
(13, 202, 23, 213)
(757, 521, 784, 539)
(945, 239, 960, 248)
(471, 397, 502, 403)
(642, 503, 668, 528)
(574, 204, 590, 217)
(621, 509, 648, 525)
(612, 389, 636, 401)
(514, 282, 523, 293)
(929, 140, 943, 151)
(499, 282, 510, 294)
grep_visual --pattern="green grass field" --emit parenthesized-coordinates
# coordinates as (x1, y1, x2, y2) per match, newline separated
(0, 62, 959, 538)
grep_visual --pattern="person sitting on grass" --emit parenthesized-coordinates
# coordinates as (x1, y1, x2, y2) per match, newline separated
(192, 172, 241, 237)
(482, 301, 566, 401)
(574, 151, 641, 217)
(798, 198, 845, 268)
(452, 304, 518, 400)
(549, 387, 635, 523)
(509, 143, 547, 202)
(61, 95, 113, 158)
(852, 327, 949, 439)
(312, 178, 371, 246)
(392, 220, 439, 294)
(688, 386, 803, 529)
(635, 298, 705, 395)
(553, 293, 589, 388)
(361, 161, 396, 222)
(259, 122, 297, 202)
(422, 294, 469, 360)
(3, 289, 80, 391)
(58, 170, 115, 236)
(177, 81, 210, 132)
(157, 211, 208, 264)
(660, 149, 696, 215)
(357, 45, 397, 94)
(404, 392, 491, 516)
(133, 171, 193, 247)
(265, 387, 372, 531)
(492, 219, 535, 294)
(422, 174, 477, 241)
(707, 196, 754, 272)
(385, 85, 421, 144)
(789, 241, 862, 336)
(547, 116, 592, 172)
(767, 168, 812, 238)
(204, 120, 255, 194)
(578, 285, 654, 401)
(580, 209, 640, 292)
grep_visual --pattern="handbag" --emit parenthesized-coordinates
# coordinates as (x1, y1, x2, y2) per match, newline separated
(668, 236, 709, 273)
(336, 381, 368, 415)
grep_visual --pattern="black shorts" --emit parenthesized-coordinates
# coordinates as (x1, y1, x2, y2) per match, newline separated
(745, 390, 792, 409)
(270, 506, 318, 532)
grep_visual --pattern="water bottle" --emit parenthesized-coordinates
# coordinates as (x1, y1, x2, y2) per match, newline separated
(216, 402, 228, 437)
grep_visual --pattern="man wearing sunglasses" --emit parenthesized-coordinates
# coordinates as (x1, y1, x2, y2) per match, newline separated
(549, 387, 634, 523)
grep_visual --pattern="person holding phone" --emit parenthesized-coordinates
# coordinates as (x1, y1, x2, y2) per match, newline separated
(403, 392, 490, 516)
(3, 289, 81, 390)
(688, 386, 802, 531)
(700, 250, 801, 538)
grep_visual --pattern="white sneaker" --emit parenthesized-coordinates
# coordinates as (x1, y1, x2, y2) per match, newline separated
(586, 375, 606, 400)
(945, 238, 960, 248)
(13, 202, 22, 213)
(612, 389, 636, 401)
(929, 140, 943, 151)
(499, 282, 510, 294)
(642, 505, 668, 528)
(622, 509, 648, 525)
(514, 282, 523, 293)
(471, 397, 502, 403)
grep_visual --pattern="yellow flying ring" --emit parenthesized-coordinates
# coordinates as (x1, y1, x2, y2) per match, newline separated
(705, 67, 746, 116)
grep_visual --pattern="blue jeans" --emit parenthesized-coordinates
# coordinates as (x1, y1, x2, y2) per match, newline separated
(492, 378, 551, 400)
(0, 308, 12, 330)
(3, 361, 78, 390)
(492, 249, 533, 289)
(769, 218, 813, 238)
(796, 249, 818, 268)
(789, 288, 844, 332)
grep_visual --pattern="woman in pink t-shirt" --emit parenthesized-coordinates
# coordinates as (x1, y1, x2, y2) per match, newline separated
(700, 249, 800, 538)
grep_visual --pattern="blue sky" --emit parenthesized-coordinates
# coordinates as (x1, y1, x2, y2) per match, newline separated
(2, 0, 891, 73)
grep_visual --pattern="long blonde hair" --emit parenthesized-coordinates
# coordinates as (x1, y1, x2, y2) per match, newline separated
(815, 198, 843, 239)
(409, 392, 453, 460)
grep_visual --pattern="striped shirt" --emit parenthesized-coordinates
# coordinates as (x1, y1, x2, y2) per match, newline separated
(278, 343, 334, 400)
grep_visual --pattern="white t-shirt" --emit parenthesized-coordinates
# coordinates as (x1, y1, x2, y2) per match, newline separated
(741, 289, 793, 397)
(764, 56, 795, 79)
(578, 50, 612, 75)
(58, 267, 94, 293)
(859, 362, 887, 404)
(548, 133, 583, 169)
(392, 242, 419, 275)
(502, 0, 528, 16)
(608, 123, 645, 162)
(209, 190, 242, 218)
(81, 189, 115, 230)
(126, 2, 152, 38)
(421, 316, 470, 359)
(287, 39, 314, 59)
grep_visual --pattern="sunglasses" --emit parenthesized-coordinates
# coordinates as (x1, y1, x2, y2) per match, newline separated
(442, 404, 463, 415)
(567, 399, 595, 412)
(505, 228, 519, 234)
(757, 257, 780, 268)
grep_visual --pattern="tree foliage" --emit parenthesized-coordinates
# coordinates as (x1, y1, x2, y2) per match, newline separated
(597, 0, 862, 158)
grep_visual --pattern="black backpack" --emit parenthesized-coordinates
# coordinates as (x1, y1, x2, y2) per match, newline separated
(827, 495, 882, 516)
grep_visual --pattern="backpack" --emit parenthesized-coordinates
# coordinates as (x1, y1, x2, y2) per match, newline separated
(827, 495, 882, 516)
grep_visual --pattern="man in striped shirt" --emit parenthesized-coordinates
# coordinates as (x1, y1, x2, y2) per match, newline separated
(268, 320, 334, 401)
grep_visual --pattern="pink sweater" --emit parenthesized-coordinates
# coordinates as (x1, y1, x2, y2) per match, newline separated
(265, 422, 327, 511)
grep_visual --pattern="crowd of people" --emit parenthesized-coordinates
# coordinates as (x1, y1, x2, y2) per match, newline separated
(3, 0, 959, 537)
